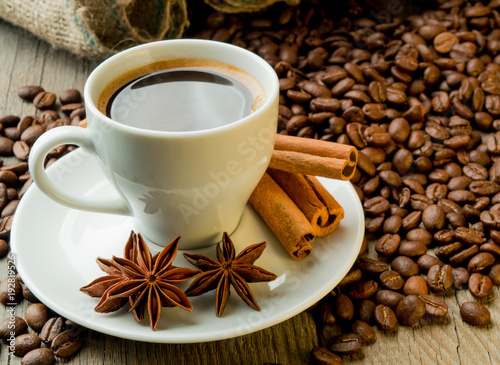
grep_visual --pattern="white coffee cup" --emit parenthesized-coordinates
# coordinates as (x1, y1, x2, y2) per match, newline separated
(28, 39, 279, 249)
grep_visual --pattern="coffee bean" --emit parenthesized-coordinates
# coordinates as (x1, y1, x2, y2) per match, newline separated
(419, 294, 448, 318)
(427, 264, 453, 293)
(59, 89, 82, 104)
(486, 263, 500, 285)
(379, 270, 405, 291)
(0, 316, 27, 338)
(449, 245, 479, 267)
(319, 301, 336, 325)
(347, 280, 378, 299)
(18, 86, 45, 101)
(391, 256, 419, 277)
(0, 277, 22, 305)
(417, 254, 444, 273)
(357, 299, 376, 324)
(40, 317, 64, 344)
(328, 333, 362, 356)
(396, 295, 426, 326)
(468, 252, 495, 272)
(33, 92, 57, 110)
(51, 329, 82, 358)
(375, 290, 405, 310)
(350, 320, 375, 344)
(333, 293, 354, 322)
(13, 333, 42, 357)
(21, 348, 55, 365)
(374, 304, 398, 332)
(25, 303, 51, 332)
(311, 346, 342, 365)
(460, 302, 491, 326)
(403, 275, 428, 296)
(398, 240, 427, 257)
(455, 227, 486, 245)
(356, 257, 389, 274)
(468, 273, 493, 299)
(337, 268, 362, 288)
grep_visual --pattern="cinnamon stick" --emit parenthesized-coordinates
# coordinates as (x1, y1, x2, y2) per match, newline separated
(268, 169, 344, 236)
(269, 134, 357, 181)
(249, 173, 316, 260)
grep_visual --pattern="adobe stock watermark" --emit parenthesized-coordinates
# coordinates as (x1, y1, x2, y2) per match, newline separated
(176, 125, 276, 224)
(5, 253, 18, 358)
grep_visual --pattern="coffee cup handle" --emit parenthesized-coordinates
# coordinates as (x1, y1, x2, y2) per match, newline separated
(29, 126, 131, 216)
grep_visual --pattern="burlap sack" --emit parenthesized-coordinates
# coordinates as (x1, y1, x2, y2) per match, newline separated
(204, 0, 300, 13)
(0, 0, 189, 59)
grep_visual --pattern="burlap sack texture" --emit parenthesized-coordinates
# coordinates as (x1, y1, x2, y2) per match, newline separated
(0, 0, 189, 59)
(0, 0, 297, 59)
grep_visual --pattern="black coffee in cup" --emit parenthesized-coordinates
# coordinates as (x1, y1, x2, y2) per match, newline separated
(98, 59, 266, 132)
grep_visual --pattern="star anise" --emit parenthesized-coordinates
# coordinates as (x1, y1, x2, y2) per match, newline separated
(80, 231, 200, 330)
(183, 232, 278, 317)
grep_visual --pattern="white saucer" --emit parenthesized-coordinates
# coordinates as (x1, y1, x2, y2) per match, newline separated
(11, 149, 364, 343)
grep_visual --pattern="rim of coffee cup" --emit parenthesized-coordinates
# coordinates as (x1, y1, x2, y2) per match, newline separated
(84, 39, 279, 137)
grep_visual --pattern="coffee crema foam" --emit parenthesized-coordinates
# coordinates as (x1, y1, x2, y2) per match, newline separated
(98, 58, 266, 132)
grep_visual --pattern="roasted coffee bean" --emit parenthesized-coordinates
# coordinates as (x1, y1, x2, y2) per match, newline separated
(455, 227, 486, 245)
(356, 257, 389, 274)
(59, 89, 82, 105)
(350, 320, 376, 344)
(13, 333, 42, 357)
(374, 304, 398, 332)
(328, 333, 362, 356)
(379, 270, 405, 291)
(0, 277, 22, 305)
(337, 268, 362, 288)
(0, 238, 9, 256)
(460, 302, 491, 326)
(403, 275, 428, 296)
(391, 256, 419, 278)
(21, 348, 56, 365)
(33, 92, 57, 110)
(469, 273, 493, 299)
(406, 228, 433, 246)
(0, 316, 28, 338)
(396, 295, 426, 326)
(319, 301, 336, 325)
(51, 329, 82, 358)
(347, 280, 378, 299)
(382, 215, 402, 234)
(40, 317, 64, 344)
(487, 264, 500, 285)
(421, 204, 446, 232)
(357, 299, 376, 324)
(25, 303, 51, 332)
(453, 267, 470, 290)
(419, 294, 448, 318)
(468, 252, 495, 272)
(375, 290, 405, 310)
(311, 346, 342, 365)
(398, 240, 427, 257)
(417, 254, 444, 273)
(18, 85, 45, 101)
(449, 245, 479, 267)
(427, 264, 453, 293)
(402, 210, 422, 231)
(333, 293, 354, 322)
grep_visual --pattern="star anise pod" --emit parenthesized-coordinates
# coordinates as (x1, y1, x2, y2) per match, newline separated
(80, 231, 200, 330)
(183, 232, 277, 317)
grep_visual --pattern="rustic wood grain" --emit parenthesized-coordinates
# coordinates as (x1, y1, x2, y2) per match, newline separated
(0, 18, 499, 365)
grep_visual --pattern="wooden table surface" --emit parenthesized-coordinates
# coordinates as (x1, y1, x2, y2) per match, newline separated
(0, 18, 499, 365)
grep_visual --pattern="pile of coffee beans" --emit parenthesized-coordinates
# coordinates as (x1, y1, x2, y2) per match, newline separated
(188, 0, 500, 362)
(0, 88, 86, 364)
